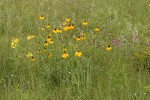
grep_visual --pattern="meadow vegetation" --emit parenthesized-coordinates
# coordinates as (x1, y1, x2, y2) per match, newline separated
(0, 0, 150, 100)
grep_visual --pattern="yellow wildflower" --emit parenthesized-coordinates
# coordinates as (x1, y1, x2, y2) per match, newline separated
(31, 56, 35, 62)
(66, 17, 71, 22)
(149, 4, 150, 6)
(75, 36, 81, 41)
(44, 47, 48, 52)
(11, 38, 19, 48)
(13, 39, 19, 43)
(41, 27, 45, 31)
(95, 27, 100, 32)
(48, 53, 52, 58)
(81, 34, 86, 40)
(52, 29, 57, 33)
(47, 36, 51, 41)
(69, 43, 73, 46)
(106, 45, 112, 51)
(27, 35, 35, 40)
(70, 24, 75, 30)
(56, 29, 62, 33)
(47, 36, 54, 44)
(75, 51, 82, 57)
(62, 22, 67, 26)
(63, 26, 69, 31)
(44, 41, 48, 46)
(62, 47, 67, 51)
(53, 28, 62, 33)
(26, 53, 33, 58)
(63, 24, 74, 31)
(82, 20, 88, 26)
(61, 52, 69, 58)
(49, 39, 54, 44)
(39, 15, 44, 20)
(46, 23, 51, 28)
(37, 50, 42, 54)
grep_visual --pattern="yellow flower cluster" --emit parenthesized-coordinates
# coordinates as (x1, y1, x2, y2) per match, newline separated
(26, 52, 33, 58)
(44, 36, 54, 47)
(26, 53, 35, 62)
(75, 34, 86, 41)
(27, 35, 35, 40)
(52, 28, 62, 33)
(63, 24, 75, 31)
(61, 51, 83, 59)
(10, 15, 112, 63)
(11, 38, 19, 48)
(47, 36, 54, 44)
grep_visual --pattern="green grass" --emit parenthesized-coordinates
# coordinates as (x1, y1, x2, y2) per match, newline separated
(0, 0, 150, 100)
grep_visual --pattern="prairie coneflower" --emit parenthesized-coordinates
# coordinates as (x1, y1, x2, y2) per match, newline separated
(46, 23, 51, 28)
(81, 34, 86, 40)
(75, 36, 81, 41)
(49, 39, 54, 44)
(82, 20, 88, 26)
(66, 17, 71, 22)
(39, 15, 44, 20)
(37, 50, 42, 54)
(48, 53, 52, 58)
(56, 29, 62, 33)
(44, 47, 48, 52)
(70, 24, 75, 30)
(61, 52, 69, 59)
(47, 36, 51, 41)
(62, 47, 67, 51)
(95, 27, 100, 32)
(52, 29, 57, 33)
(44, 41, 48, 46)
(41, 27, 45, 31)
(106, 45, 112, 51)
(75, 51, 82, 57)
(63, 26, 69, 31)
(47, 36, 54, 44)
(31, 56, 35, 62)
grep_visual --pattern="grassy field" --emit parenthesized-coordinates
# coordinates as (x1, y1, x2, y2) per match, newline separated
(0, 0, 150, 100)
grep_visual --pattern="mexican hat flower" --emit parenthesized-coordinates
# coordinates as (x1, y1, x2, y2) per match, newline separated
(61, 52, 69, 58)
(39, 15, 44, 20)
(75, 51, 82, 57)
(46, 23, 51, 28)
(44, 41, 49, 46)
(82, 20, 88, 26)
(106, 45, 112, 51)
(95, 27, 100, 32)
(66, 17, 71, 22)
